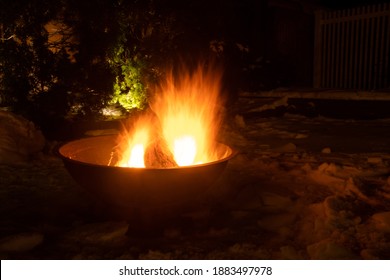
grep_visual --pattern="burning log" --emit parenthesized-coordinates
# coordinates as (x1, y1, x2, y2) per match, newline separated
(144, 136, 178, 168)
(143, 109, 178, 168)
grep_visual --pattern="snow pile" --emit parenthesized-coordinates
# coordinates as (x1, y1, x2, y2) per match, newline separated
(241, 89, 390, 101)
(247, 96, 289, 113)
(296, 159, 390, 259)
(0, 111, 45, 165)
(218, 109, 390, 259)
(0, 233, 43, 253)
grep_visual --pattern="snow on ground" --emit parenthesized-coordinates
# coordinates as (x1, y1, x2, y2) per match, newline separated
(241, 88, 390, 101)
(1, 95, 390, 259)
(0, 111, 45, 165)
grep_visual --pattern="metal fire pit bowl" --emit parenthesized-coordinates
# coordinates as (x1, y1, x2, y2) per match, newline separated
(58, 135, 234, 212)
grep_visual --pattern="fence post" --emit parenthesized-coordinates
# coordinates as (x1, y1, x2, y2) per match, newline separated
(313, 9, 323, 88)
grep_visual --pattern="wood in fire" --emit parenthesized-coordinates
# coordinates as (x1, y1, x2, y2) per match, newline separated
(144, 109, 178, 168)
(144, 136, 178, 168)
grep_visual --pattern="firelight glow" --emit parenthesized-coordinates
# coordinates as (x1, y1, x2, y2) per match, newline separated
(128, 144, 145, 167)
(173, 136, 197, 166)
(117, 126, 149, 167)
(115, 64, 223, 168)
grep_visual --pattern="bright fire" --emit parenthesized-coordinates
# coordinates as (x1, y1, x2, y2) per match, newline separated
(173, 136, 196, 166)
(115, 64, 223, 168)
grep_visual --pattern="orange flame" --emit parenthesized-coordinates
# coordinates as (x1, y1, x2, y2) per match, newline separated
(116, 116, 151, 168)
(115, 64, 223, 168)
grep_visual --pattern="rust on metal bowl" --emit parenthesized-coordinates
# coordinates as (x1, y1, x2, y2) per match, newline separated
(58, 135, 235, 210)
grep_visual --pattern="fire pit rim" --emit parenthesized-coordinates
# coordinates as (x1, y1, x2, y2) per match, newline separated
(57, 135, 237, 170)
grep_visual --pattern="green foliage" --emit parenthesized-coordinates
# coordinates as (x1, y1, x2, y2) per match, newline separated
(0, 0, 115, 121)
(106, 0, 179, 112)
(108, 44, 148, 110)
(0, 0, 182, 123)
(111, 60, 147, 110)
(0, 0, 70, 115)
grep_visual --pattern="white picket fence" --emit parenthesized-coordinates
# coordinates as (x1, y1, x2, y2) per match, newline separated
(314, 3, 390, 90)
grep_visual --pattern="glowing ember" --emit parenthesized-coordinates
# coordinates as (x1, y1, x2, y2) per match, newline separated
(115, 64, 223, 168)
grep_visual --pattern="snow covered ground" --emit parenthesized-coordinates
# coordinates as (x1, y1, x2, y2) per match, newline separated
(1, 94, 390, 259)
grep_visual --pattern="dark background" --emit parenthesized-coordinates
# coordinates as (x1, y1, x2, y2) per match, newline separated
(1, 0, 389, 136)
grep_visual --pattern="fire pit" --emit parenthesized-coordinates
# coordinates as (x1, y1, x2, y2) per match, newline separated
(58, 63, 235, 235)
(58, 134, 234, 211)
